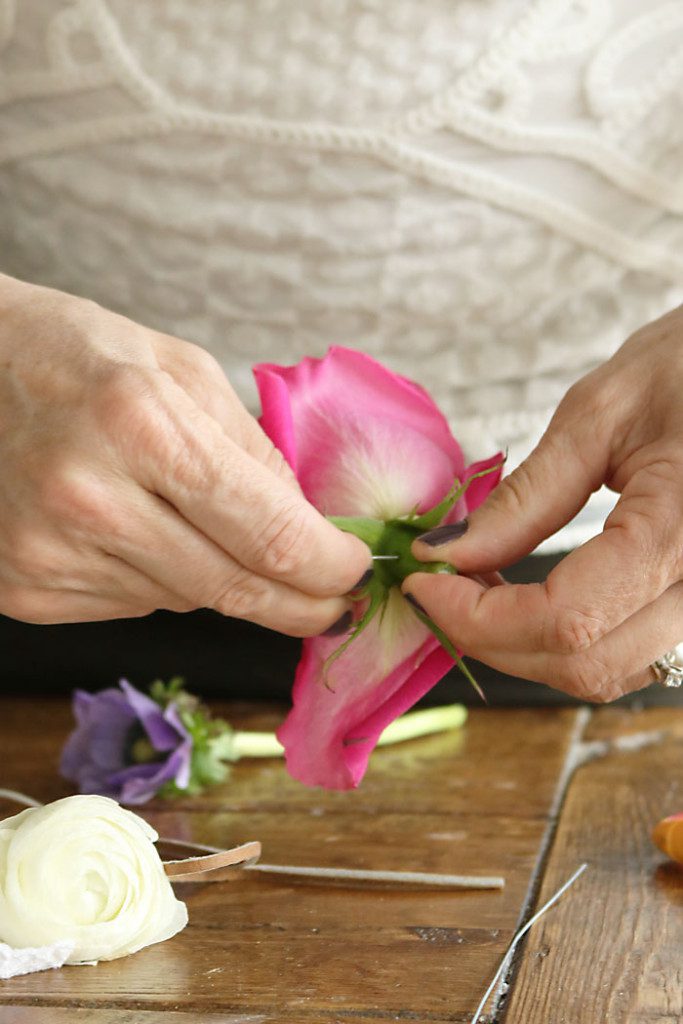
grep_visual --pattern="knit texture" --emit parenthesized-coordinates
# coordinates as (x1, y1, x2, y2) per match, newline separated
(1, 0, 682, 550)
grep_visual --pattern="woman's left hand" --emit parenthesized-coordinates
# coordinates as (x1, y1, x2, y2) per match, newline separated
(403, 304, 683, 702)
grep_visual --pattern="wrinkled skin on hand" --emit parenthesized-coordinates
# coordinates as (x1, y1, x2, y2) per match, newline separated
(406, 304, 683, 703)
(0, 274, 369, 629)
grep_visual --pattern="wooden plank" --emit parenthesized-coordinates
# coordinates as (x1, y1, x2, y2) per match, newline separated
(0, 1012, 465, 1024)
(503, 708, 683, 1024)
(582, 704, 683, 745)
(0, 1013, 266, 1024)
(0, 699, 581, 1019)
(0, 699, 579, 818)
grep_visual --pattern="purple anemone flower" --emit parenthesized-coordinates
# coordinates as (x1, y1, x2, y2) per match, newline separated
(60, 679, 192, 805)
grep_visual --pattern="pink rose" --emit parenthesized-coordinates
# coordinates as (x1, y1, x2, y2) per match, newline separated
(255, 347, 501, 789)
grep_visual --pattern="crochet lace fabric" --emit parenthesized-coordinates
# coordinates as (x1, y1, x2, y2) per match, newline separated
(1, 0, 682, 551)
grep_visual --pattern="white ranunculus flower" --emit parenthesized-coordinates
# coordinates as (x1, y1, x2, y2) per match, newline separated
(0, 795, 188, 963)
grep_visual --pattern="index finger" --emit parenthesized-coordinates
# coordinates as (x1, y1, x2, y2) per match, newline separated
(122, 373, 372, 598)
(404, 536, 666, 660)
(405, 462, 683, 657)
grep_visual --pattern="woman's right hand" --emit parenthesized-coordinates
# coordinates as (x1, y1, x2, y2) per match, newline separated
(0, 274, 370, 629)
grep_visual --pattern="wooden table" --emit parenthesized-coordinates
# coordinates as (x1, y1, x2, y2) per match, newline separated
(1, 697, 682, 1023)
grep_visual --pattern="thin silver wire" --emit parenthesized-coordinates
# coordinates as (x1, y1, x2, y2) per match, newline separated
(471, 862, 588, 1024)
(0, 787, 42, 807)
(1, 789, 504, 889)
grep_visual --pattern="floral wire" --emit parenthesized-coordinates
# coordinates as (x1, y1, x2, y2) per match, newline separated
(1, 788, 504, 890)
(470, 862, 588, 1024)
(0, 788, 42, 808)
(327, 462, 505, 695)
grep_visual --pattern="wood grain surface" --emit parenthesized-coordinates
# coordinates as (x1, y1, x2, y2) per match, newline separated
(0, 698, 577, 1021)
(1, 697, 682, 1022)
(503, 706, 683, 1024)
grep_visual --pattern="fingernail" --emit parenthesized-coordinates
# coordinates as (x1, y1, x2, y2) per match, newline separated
(417, 519, 468, 547)
(322, 609, 353, 637)
(351, 568, 373, 591)
(404, 593, 427, 616)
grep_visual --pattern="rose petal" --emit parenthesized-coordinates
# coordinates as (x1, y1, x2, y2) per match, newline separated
(255, 347, 466, 519)
(277, 590, 453, 788)
(460, 451, 505, 516)
(256, 347, 502, 790)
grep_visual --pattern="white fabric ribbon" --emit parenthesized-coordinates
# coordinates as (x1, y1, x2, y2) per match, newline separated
(0, 940, 75, 980)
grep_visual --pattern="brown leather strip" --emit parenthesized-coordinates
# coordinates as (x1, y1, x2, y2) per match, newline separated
(162, 839, 262, 883)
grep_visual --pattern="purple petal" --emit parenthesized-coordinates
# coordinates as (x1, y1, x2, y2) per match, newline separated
(72, 689, 94, 723)
(87, 692, 137, 768)
(60, 727, 95, 780)
(74, 771, 122, 800)
(60, 688, 135, 783)
(109, 763, 169, 804)
(119, 678, 182, 750)
(61, 680, 194, 802)
(163, 702, 191, 742)
(110, 742, 192, 805)
(171, 740, 193, 789)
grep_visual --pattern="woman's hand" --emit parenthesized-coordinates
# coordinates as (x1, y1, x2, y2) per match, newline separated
(404, 304, 683, 702)
(0, 275, 370, 629)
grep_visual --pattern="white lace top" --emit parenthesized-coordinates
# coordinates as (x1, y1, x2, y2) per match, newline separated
(1, 0, 682, 552)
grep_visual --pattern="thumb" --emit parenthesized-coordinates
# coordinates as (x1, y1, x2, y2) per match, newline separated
(411, 416, 607, 573)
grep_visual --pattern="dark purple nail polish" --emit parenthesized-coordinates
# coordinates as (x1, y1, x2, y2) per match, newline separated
(322, 609, 353, 637)
(404, 593, 427, 616)
(351, 568, 373, 591)
(417, 519, 469, 547)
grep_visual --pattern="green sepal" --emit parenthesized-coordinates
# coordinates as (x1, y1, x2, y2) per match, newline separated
(452, 655, 487, 704)
(191, 743, 230, 787)
(157, 778, 202, 800)
(405, 477, 464, 532)
(149, 676, 188, 709)
(371, 522, 458, 589)
(328, 515, 385, 548)
(405, 603, 486, 702)
(322, 463, 505, 700)
(406, 460, 504, 532)
(182, 708, 234, 791)
(322, 579, 387, 688)
(146, 678, 235, 796)
(423, 562, 458, 576)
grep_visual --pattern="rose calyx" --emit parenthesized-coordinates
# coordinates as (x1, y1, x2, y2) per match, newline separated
(327, 466, 502, 695)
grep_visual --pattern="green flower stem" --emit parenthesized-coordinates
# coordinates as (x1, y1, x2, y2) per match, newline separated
(375, 703, 467, 746)
(229, 731, 283, 759)
(211, 704, 467, 762)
